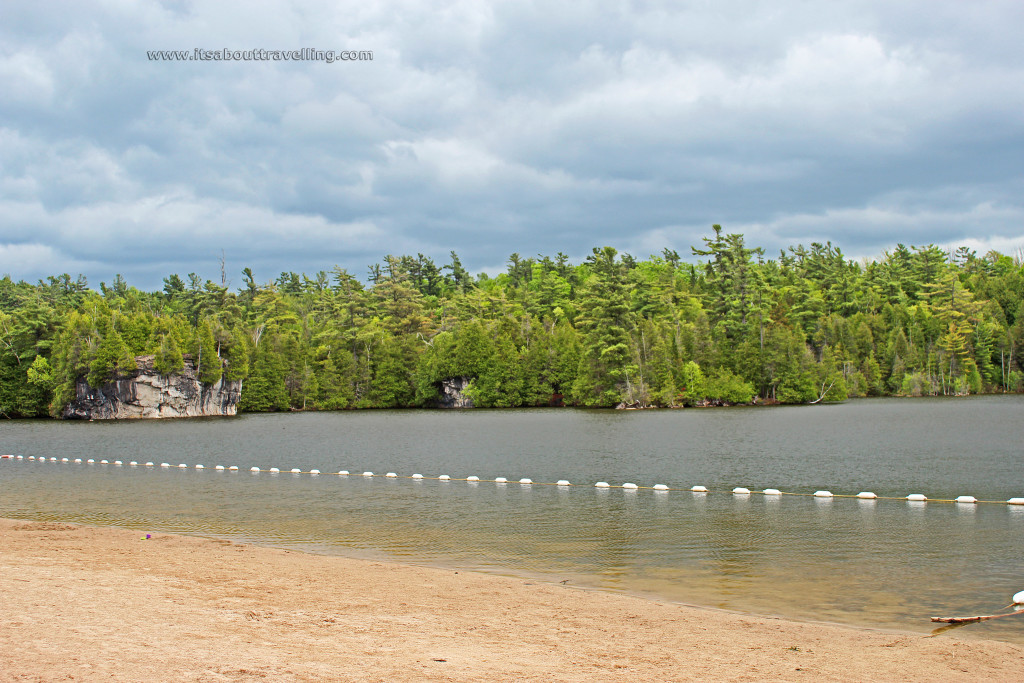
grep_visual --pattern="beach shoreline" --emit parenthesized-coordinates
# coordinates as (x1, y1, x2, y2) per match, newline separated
(1, 517, 1021, 681)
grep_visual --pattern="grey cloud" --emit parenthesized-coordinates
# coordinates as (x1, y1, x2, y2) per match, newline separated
(1, 0, 1022, 290)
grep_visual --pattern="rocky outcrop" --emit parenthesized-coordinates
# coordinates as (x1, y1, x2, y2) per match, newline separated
(62, 356, 241, 420)
(438, 377, 473, 408)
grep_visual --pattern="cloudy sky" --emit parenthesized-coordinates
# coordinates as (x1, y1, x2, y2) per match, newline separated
(2, 1, 1023, 290)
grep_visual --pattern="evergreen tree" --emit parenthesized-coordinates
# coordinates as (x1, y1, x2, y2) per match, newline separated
(191, 319, 223, 385)
(154, 333, 184, 375)
(572, 247, 636, 406)
(87, 317, 136, 387)
(240, 336, 289, 411)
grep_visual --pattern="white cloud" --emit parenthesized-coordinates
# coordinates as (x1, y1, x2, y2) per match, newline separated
(0, 50, 53, 106)
(726, 200, 1024, 259)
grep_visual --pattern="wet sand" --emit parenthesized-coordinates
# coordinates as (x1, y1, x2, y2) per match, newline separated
(1, 518, 1021, 681)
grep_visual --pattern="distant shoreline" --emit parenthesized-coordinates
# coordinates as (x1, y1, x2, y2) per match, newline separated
(21, 390, 1022, 423)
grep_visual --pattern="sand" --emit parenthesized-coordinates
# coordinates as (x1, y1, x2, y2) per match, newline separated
(1, 518, 1021, 682)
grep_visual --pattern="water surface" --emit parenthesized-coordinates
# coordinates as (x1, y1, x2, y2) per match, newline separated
(2, 396, 1023, 642)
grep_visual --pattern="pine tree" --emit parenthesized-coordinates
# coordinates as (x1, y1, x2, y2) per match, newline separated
(87, 317, 135, 387)
(154, 333, 184, 375)
(239, 337, 288, 411)
(572, 247, 636, 406)
(192, 319, 223, 385)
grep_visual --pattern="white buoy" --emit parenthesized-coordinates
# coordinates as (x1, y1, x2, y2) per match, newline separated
(653, 484, 669, 491)
(101, 460, 109, 464)
(62, 457, 70, 463)
(763, 488, 782, 496)
(178, 463, 187, 469)
(439, 474, 451, 480)
(956, 495, 978, 504)
(411, 473, 423, 479)
(16, 455, 24, 460)
(733, 487, 751, 495)
(145, 461, 154, 467)
(338, 470, 349, 475)
(557, 480, 571, 486)
(250, 467, 260, 472)
(290, 468, 301, 474)
(520, 478, 533, 485)
(159, 462, 169, 467)
(87, 459, 96, 464)
(269, 467, 280, 473)
(128, 461, 137, 466)
(28, 456, 35, 460)
(112, 460, 121, 465)
(466, 475, 480, 481)
(310, 469, 320, 475)
(1008, 498, 1024, 505)
(50, 457, 57, 462)
(1013, 591, 1024, 604)
(74, 459, 82, 464)
(362, 471, 373, 477)
(594, 481, 610, 488)
(386, 472, 398, 478)
(195, 464, 204, 469)
(215, 465, 225, 470)
(907, 493, 927, 502)
(495, 477, 508, 483)
(691, 485, 708, 493)
(622, 482, 638, 490)
(228, 465, 238, 471)
(813, 490, 833, 498)
(857, 492, 877, 499)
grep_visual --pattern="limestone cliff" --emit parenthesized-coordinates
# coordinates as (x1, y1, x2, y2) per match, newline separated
(62, 355, 242, 420)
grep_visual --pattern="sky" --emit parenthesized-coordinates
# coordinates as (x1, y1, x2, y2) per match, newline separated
(1, 1, 1023, 291)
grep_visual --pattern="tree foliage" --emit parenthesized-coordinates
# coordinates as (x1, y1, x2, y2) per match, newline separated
(2, 231, 1023, 418)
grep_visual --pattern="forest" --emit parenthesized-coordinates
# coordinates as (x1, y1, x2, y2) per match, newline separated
(1, 226, 1023, 418)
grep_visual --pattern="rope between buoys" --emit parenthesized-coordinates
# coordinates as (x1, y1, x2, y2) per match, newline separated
(3, 457, 1021, 506)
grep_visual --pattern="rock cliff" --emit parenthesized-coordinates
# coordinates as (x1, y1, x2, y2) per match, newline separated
(438, 377, 473, 408)
(62, 355, 242, 419)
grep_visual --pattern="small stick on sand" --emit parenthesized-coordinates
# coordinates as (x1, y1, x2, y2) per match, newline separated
(931, 610, 1024, 624)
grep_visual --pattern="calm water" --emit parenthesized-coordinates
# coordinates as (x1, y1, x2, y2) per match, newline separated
(2, 396, 1024, 642)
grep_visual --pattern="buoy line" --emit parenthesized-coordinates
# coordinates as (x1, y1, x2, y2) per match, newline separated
(2, 454, 1023, 506)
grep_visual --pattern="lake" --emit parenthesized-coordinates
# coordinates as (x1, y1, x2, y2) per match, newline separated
(2, 396, 1023, 642)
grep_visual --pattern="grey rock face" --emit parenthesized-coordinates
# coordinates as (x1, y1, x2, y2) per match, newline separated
(438, 377, 473, 408)
(62, 355, 242, 420)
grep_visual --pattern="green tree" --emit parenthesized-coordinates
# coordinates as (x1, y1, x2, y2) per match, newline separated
(572, 247, 637, 406)
(87, 316, 136, 387)
(191, 319, 223, 385)
(154, 332, 184, 375)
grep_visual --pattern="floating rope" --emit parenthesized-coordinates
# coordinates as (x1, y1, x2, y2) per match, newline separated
(4, 453, 1024, 507)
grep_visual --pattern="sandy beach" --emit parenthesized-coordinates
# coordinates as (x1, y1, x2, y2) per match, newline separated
(1, 518, 1021, 681)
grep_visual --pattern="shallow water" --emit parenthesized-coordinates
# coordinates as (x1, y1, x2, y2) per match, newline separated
(2, 396, 1024, 642)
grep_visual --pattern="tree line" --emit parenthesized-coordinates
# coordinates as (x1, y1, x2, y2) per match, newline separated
(2, 227, 1022, 418)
